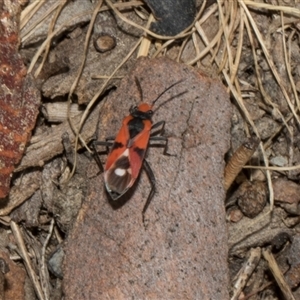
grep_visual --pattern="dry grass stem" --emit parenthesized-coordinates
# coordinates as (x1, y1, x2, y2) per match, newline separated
(262, 248, 296, 300)
(240, 1, 300, 126)
(10, 221, 45, 300)
(20, 0, 48, 30)
(242, 0, 300, 18)
(137, 14, 154, 57)
(34, 0, 68, 78)
(231, 247, 261, 300)
(40, 219, 55, 300)
(66, 0, 104, 179)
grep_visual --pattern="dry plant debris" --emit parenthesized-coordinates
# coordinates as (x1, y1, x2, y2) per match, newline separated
(0, 0, 299, 299)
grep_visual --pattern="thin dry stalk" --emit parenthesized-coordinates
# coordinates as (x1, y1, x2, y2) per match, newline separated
(240, 1, 300, 126)
(281, 16, 300, 111)
(137, 14, 155, 57)
(231, 247, 262, 300)
(21, 1, 61, 43)
(66, 0, 104, 177)
(20, 0, 47, 30)
(262, 248, 295, 300)
(176, 36, 190, 63)
(10, 221, 45, 300)
(229, 7, 244, 83)
(217, 0, 236, 76)
(244, 164, 300, 172)
(243, 13, 290, 134)
(40, 219, 55, 300)
(243, 0, 300, 18)
(192, 32, 201, 68)
(34, 0, 68, 78)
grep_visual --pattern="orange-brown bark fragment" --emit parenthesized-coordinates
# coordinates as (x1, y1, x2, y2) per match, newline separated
(0, 0, 40, 198)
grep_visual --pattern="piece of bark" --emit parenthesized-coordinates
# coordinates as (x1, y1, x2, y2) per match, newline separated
(0, 169, 41, 216)
(0, 0, 40, 198)
(41, 102, 82, 123)
(228, 206, 294, 254)
(10, 189, 42, 227)
(0, 250, 27, 300)
(15, 100, 101, 172)
(63, 57, 231, 299)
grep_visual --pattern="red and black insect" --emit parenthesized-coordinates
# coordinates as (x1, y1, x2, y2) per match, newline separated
(93, 77, 184, 216)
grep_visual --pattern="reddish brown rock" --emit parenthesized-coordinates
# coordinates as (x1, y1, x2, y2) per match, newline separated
(63, 57, 231, 299)
(273, 178, 300, 215)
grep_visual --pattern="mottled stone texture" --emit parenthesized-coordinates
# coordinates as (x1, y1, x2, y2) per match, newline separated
(64, 57, 231, 299)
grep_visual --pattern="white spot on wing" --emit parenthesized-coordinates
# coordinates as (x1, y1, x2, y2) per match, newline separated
(115, 168, 126, 177)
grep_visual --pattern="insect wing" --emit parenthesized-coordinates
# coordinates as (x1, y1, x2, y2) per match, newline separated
(104, 116, 132, 198)
(104, 119, 151, 199)
(104, 148, 134, 199)
(128, 126, 150, 178)
(105, 116, 131, 171)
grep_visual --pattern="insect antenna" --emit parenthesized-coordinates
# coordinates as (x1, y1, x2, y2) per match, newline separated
(135, 77, 186, 110)
(134, 77, 144, 102)
(152, 79, 186, 112)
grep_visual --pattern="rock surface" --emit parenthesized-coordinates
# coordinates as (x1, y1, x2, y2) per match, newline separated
(63, 57, 231, 299)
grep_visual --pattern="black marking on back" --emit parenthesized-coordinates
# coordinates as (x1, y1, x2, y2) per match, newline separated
(115, 155, 130, 169)
(133, 147, 145, 159)
(127, 118, 146, 140)
(111, 141, 123, 151)
(130, 106, 153, 120)
(127, 106, 153, 139)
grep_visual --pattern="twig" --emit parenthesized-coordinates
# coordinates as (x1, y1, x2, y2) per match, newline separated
(67, 0, 104, 177)
(40, 219, 55, 300)
(262, 248, 295, 300)
(231, 247, 261, 300)
(10, 221, 45, 300)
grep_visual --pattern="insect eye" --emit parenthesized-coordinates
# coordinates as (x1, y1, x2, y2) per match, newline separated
(130, 105, 138, 113)
(148, 110, 153, 115)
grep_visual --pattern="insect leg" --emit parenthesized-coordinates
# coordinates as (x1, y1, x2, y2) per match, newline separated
(149, 135, 171, 155)
(92, 138, 114, 172)
(142, 159, 156, 221)
(150, 120, 165, 136)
